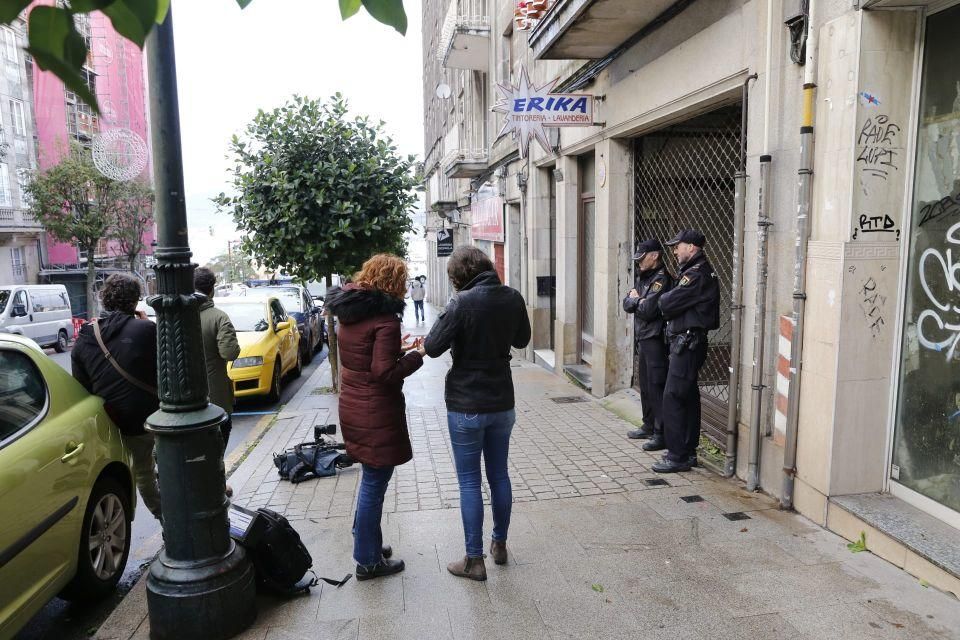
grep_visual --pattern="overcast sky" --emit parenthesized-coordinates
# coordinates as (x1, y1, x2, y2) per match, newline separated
(171, 0, 425, 265)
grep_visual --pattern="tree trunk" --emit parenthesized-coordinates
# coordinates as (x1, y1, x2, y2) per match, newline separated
(86, 247, 97, 320)
(325, 274, 339, 392)
(129, 254, 138, 274)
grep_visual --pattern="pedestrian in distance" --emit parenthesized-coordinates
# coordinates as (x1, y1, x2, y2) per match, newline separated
(324, 254, 426, 581)
(424, 246, 531, 581)
(194, 267, 242, 497)
(653, 229, 721, 474)
(622, 238, 671, 450)
(72, 274, 163, 520)
(409, 275, 427, 324)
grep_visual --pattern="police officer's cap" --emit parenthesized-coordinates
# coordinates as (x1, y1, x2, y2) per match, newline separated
(664, 229, 706, 248)
(632, 238, 663, 261)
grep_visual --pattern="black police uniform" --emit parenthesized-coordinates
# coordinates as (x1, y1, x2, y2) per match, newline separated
(658, 251, 721, 464)
(622, 265, 671, 439)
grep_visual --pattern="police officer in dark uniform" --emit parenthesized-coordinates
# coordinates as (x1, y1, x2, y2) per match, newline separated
(622, 238, 671, 450)
(652, 229, 721, 473)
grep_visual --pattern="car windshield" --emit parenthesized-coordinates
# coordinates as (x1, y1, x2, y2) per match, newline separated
(0, 290, 9, 314)
(248, 287, 302, 312)
(218, 303, 270, 332)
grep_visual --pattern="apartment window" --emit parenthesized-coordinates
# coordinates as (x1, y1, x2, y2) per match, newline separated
(17, 168, 31, 208)
(0, 164, 11, 208)
(11, 247, 25, 281)
(8, 99, 25, 137)
(1, 28, 17, 64)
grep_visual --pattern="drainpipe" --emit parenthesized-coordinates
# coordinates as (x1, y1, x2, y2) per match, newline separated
(725, 73, 758, 477)
(782, 0, 818, 510)
(747, 155, 774, 492)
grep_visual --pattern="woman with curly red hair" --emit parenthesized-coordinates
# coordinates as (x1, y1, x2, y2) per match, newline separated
(324, 254, 425, 580)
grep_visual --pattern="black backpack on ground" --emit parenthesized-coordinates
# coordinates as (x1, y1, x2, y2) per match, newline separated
(229, 505, 351, 595)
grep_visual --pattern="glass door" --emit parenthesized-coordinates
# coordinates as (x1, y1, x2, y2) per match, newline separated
(892, 4, 960, 521)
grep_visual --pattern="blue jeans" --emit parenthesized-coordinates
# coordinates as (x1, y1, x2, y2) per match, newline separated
(447, 409, 515, 557)
(413, 300, 425, 321)
(352, 464, 394, 566)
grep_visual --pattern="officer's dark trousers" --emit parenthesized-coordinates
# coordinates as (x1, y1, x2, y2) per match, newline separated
(663, 334, 709, 462)
(637, 337, 668, 434)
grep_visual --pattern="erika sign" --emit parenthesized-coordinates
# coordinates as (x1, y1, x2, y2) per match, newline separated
(493, 66, 594, 158)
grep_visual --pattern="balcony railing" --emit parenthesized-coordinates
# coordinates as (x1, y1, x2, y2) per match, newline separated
(0, 206, 42, 229)
(438, 0, 491, 71)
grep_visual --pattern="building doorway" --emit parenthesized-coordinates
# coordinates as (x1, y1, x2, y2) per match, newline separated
(578, 153, 596, 367)
(632, 104, 742, 452)
(891, 3, 960, 526)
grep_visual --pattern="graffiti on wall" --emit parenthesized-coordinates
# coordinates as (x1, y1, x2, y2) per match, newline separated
(917, 220, 960, 361)
(858, 271, 888, 338)
(853, 111, 903, 241)
(852, 213, 901, 241)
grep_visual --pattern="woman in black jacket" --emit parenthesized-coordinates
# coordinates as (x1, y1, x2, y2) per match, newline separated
(423, 246, 531, 581)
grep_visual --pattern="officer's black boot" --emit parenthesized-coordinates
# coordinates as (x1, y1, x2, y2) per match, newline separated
(628, 425, 655, 440)
(642, 433, 666, 451)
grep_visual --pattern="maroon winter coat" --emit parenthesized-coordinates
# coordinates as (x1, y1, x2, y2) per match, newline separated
(325, 284, 424, 467)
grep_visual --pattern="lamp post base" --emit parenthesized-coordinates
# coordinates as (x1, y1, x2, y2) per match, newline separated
(147, 544, 256, 640)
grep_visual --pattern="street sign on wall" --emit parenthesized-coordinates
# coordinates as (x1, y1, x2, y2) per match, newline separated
(493, 66, 594, 158)
(471, 195, 505, 243)
(436, 229, 454, 257)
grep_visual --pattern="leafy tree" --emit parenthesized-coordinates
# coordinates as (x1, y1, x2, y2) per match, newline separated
(205, 249, 257, 283)
(111, 180, 154, 273)
(25, 145, 135, 317)
(215, 94, 419, 282)
(0, 1, 408, 114)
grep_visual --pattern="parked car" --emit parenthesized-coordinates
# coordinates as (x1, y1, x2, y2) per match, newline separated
(0, 334, 136, 639)
(0, 284, 74, 352)
(246, 285, 323, 362)
(218, 297, 301, 403)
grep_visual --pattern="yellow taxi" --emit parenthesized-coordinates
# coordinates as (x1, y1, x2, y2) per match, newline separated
(0, 334, 136, 638)
(219, 297, 301, 403)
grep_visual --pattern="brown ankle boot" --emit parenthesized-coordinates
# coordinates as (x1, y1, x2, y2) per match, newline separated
(490, 540, 507, 565)
(447, 555, 487, 581)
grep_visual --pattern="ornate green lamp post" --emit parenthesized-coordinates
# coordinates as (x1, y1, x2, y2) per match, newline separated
(144, 6, 257, 638)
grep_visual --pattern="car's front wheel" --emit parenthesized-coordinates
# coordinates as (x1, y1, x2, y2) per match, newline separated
(54, 329, 69, 353)
(61, 476, 132, 601)
(267, 361, 282, 404)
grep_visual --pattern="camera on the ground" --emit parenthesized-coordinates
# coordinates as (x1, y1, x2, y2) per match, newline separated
(314, 424, 337, 440)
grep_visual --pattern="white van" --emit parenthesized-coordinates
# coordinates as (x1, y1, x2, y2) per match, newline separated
(0, 284, 74, 352)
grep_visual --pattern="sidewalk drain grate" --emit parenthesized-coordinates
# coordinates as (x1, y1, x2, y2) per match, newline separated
(551, 396, 589, 404)
(643, 478, 670, 487)
(680, 495, 704, 503)
(722, 512, 751, 521)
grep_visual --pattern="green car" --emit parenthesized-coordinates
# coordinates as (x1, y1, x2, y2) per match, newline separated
(0, 334, 137, 638)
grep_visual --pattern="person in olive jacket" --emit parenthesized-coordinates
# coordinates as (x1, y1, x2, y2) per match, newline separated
(424, 246, 531, 582)
(194, 268, 242, 447)
(324, 254, 425, 581)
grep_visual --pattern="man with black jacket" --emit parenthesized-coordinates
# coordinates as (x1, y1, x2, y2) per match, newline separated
(653, 229, 721, 474)
(622, 238, 671, 449)
(72, 274, 162, 519)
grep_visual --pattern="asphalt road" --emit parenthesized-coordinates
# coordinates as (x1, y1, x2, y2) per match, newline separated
(15, 343, 328, 640)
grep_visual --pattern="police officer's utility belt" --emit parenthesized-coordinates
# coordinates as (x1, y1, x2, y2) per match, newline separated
(667, 329, 706, 355)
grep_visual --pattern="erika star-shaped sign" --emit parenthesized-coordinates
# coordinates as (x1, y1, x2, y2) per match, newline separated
(493, 66, 594, 158)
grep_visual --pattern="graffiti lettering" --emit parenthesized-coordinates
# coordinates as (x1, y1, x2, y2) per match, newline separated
(859, 276, 887, 338)
(852, 213, 900, 241)
(856, 115, 901, 182)
(917, 192, 960, 228)
(917, 221, 960, 360)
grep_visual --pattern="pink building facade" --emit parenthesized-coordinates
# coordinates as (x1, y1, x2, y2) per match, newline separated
(31, 2, 154, 266)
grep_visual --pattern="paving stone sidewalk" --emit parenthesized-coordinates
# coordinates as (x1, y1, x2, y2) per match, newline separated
(98, 304, 960, 640)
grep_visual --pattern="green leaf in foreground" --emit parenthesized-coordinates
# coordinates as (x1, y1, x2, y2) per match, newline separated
(846, 531, 867, 553)
(591, 583, 604, 593)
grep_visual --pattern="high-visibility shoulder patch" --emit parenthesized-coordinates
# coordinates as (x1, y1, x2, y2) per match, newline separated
(679, 276, 692, 287)
(651, 281, 663, 293)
